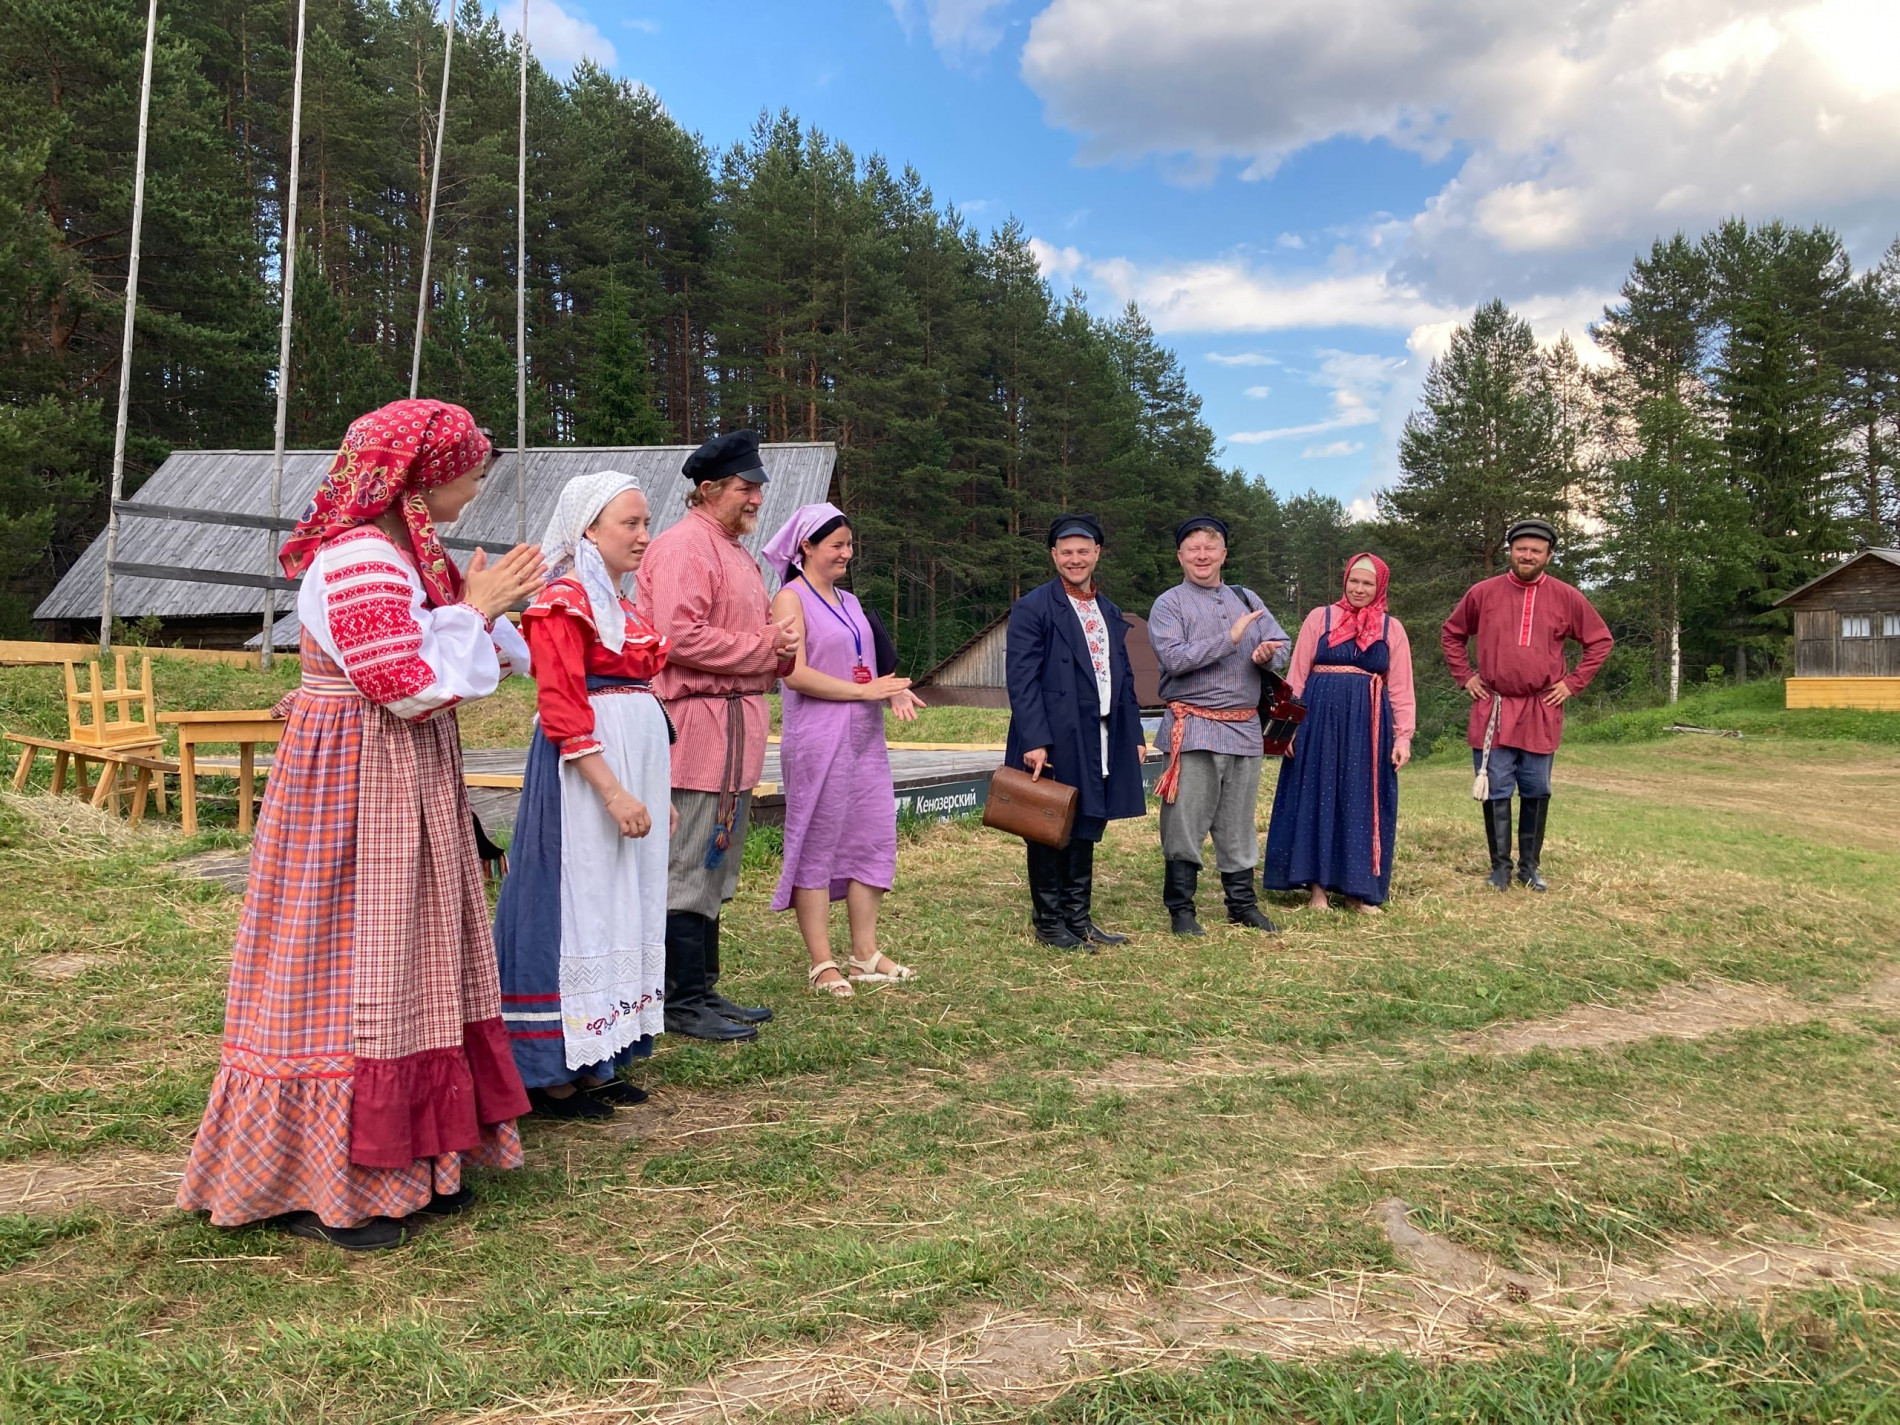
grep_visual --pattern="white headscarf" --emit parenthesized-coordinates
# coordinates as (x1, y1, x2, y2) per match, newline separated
(540, 470, 644, 653)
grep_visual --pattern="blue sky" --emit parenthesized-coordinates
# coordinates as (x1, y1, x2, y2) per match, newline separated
(497, 0, 1900, 516)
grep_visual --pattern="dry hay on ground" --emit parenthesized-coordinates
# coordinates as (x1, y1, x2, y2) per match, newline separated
(0, 1151, 182, 1218)
(1075, 969, 1900, 1094)
(457, 1199, 1900, 1424)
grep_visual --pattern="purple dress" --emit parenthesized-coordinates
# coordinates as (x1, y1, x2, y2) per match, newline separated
(771, 579, 898, 909)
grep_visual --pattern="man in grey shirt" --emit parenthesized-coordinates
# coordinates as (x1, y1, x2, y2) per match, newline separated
(1148, 516, 1290, 935)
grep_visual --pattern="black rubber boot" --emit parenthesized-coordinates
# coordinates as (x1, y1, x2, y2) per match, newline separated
(1027, 841, 1085, 948)
(1516, 796, 1550, 892)
(1163, 860, 1204, 936)
(1483, 798, 1514, 891)
(528, 1085, 614, 1120)
(703, 915, 773, 1025)
(1221, 870, 1279, 931)
(1064, 839, 1127, 945)
(663, 912, 759, 1042)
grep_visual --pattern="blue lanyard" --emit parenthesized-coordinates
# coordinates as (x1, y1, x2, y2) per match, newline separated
(799, 574, 865, 666)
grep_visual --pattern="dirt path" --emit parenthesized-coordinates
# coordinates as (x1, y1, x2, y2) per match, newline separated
(460, 1199, 1900, 1423)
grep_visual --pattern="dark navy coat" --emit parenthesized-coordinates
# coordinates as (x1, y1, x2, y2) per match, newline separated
(1003, 578, 1148, 828)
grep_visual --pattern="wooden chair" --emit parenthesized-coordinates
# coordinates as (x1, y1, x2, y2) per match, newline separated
(57, 656, 165, 814)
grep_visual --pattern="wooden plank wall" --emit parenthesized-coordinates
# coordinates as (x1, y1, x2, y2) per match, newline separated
(0, 640, 261, 669)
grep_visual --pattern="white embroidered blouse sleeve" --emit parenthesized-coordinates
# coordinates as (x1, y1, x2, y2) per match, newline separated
(493, 614, 532, 677)
(298, 534, 507, 721)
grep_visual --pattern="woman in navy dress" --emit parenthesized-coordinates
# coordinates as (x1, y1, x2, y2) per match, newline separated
(1262, 554, 1417, 912)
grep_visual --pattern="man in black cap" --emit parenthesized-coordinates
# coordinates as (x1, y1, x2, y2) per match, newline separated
(1002, 513, 1149, 949)
(637, 430, 799, 1039)
(1440, 518, 1612, 891)
(1147, 515, 1289, 934)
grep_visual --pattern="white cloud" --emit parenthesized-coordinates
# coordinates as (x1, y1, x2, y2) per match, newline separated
(1021, 0, 1900, 295)
(495, 0, 616, 72)
(622, 17, 659, 34)
(889, 0, 1012, 61)
(1302, 440, 1365, 458)
(1028, 237, 1086, 279)
(1243, 384, 1272, 398)
(1072, 251, 1460, 334)
(1347, 496, 1380, 521)
(1226, 348, 1400, 443)
(1276, 232, 1306, 250)
(1205, 351, 1276, 367)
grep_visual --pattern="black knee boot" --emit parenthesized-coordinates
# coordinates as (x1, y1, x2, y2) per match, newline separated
(1516, 796, 1550, 892)
(1064, 840, 1126, 946)
(1027, 841, 1084, 949)
(1221, 869, 1279, 931)
(703, 916, 772, 1025)
(1483, 799, 1514, 891)
(663, 912, 758, 1041)
(1163, 860, 1204, 936)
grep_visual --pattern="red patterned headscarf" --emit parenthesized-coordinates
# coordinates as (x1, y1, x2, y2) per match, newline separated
(1327, 551, 1390, 650)
(279, 399, 490, 608)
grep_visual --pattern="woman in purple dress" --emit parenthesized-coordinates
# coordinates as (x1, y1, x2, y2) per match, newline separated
(763, 504, 924, 997)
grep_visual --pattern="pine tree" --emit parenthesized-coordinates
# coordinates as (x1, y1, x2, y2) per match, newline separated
(1589, 235, 1749, 700)
(1383, 300, 1567, 604)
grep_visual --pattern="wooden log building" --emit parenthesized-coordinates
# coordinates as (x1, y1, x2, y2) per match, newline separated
(915, 610, 1165, 710)
(1774, 546, 1900, 710)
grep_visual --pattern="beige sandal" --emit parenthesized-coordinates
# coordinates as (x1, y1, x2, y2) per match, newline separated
(848, 953, 915, 984)
(808, 961, 854, 997)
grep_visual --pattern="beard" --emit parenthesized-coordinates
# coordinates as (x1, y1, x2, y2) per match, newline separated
(734, 508, 760, 535)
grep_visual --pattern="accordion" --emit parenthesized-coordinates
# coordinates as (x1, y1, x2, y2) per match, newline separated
(1259, 669, 1307, 758)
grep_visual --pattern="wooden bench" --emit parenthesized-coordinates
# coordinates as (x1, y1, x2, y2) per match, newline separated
(6, 733, 179, 823)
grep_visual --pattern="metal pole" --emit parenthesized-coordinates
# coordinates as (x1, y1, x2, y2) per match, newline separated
(262, 0, 310, 670)
(98, 0, 161, 656)
(409, 2, 455, 397)
(515, 0, 529, 543)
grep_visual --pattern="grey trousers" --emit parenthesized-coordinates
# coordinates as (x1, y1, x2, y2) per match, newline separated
(1158, 750, 1263, 873)
(668, 789, 754, 917)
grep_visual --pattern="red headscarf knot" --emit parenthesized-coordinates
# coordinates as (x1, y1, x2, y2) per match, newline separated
(279, 399, 490, 608)
(1327, 551, 1391, 651)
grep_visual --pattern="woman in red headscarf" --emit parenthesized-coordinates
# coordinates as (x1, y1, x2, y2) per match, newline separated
(1261, 553, 1417, 912)
(178, 399, 547, 1251)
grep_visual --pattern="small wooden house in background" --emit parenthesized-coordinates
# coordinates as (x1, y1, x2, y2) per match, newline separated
(1775, 547, 1900, 709)
(915, 610, 1163, 709)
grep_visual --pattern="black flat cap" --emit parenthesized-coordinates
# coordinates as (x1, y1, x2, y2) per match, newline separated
(1505, 517, 1557, 547)
(1174, 515, 1228, 546)
(1048, 512, 1105, 547)
(682, 429, 767, 484)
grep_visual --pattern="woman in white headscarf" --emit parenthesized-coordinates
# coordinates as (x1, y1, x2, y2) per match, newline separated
(493, 472, 675, 1118)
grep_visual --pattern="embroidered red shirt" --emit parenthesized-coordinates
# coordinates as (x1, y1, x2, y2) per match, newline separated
(522, 576, 670, 760)
(1440, 572, 1613, 754)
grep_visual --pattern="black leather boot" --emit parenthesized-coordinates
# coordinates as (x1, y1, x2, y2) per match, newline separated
(1483, 799, 1514, 891)
(663, 912, 759, 1042)
(1221, 869, 1279, 931)
(1516, 796, 1550, 892)
(1064, 839, 1126, 945)
(1027, 841, 1085, 948)
(702, 916, 773, 1024)
(1163, 860, 1204, 936)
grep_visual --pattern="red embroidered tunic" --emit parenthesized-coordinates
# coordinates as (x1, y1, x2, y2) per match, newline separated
(521, 575, 670, 761)
(1440, 572, 1613, 754)
(297, 527, 531, 719)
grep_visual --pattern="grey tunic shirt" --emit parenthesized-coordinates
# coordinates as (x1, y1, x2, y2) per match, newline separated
(1148, 580, 1291, 757)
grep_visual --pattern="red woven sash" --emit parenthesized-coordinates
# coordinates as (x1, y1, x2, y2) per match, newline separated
(1155, 701, 1260, 803)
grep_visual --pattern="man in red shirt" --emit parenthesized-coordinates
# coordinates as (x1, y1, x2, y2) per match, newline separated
(639, 431, 799, 1040)
(1440, 519, 1612, 892)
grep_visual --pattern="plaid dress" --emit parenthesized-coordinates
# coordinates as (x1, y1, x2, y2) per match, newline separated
(179, 628, 530, 1228)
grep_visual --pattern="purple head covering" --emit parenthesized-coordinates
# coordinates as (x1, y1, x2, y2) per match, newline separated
(762, 501, 848, 579)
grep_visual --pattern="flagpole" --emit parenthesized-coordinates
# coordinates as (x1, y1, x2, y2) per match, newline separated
(409, 2, 455, 397)
(98, 0, 161, 655)
(262, 0, 310, 669)
(515, 0, 529, 543)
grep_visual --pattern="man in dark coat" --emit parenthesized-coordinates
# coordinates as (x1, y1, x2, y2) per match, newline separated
(1003, 513, 1149, 949)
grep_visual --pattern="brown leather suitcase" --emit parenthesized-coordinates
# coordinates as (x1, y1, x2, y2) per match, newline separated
(982, 765, 1078, 849)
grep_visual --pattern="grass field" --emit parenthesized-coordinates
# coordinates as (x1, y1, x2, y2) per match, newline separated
(1, 716, 1898, 1420)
